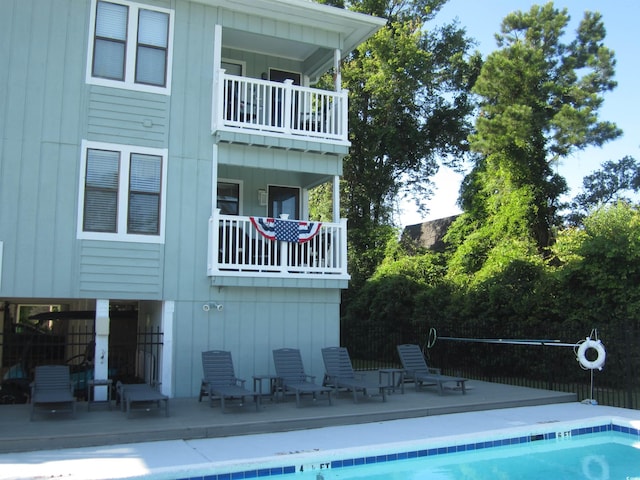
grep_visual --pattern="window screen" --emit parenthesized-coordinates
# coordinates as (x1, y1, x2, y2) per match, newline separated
(128, 153, 161, 234)
(135, 9, 168, 86)
(84, 149, 120, 232)
(93, 1, 128, 80)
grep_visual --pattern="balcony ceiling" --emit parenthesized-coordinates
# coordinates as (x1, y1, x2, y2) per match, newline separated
(223, 28, 319, 64)
(197, 0, 385, 77)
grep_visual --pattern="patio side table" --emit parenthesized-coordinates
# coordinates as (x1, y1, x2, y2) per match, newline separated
(88, 378, 113, 411)
(378, 368, 405, 394)
(252, 374, 280, 402)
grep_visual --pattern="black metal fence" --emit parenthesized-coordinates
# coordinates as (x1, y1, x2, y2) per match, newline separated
(344, 319, 640, 410)
(0, 324, 163, 403)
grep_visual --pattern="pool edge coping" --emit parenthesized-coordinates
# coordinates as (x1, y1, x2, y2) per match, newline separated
(162, 414, 640, 480)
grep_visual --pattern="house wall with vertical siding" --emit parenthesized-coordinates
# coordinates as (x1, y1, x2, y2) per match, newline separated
(172, 287, 340, 397)
(0, 0, 88, 299)
(0, 0, 350, 397)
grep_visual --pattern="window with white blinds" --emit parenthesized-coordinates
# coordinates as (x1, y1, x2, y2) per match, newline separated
(136, 9, 168, 86)
(84, 149, 120, 232)
(93, 1, 127, 80)
(128, 153, 162, 234)
(88, 0, 173, 93)
(79, 141, 167, 243)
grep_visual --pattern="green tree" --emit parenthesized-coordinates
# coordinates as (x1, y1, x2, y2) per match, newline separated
(331, 0, 480, 286)
(568, 156, 640, 224)
(447, 2, 620, 279)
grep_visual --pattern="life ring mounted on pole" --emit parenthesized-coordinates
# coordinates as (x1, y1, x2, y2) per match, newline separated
(576, 337, 606, 371)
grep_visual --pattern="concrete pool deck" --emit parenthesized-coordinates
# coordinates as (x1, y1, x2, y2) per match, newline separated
(0, 379, 576, 453)
(1, 402, 639, 479)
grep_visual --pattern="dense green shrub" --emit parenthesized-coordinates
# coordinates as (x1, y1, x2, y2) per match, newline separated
(342, 203, 640, 388)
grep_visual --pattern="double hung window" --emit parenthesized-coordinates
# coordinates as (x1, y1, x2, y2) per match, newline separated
(87, 0, 173, 93)
(78, 141, 167, 243)
(217, 181, 242, 216)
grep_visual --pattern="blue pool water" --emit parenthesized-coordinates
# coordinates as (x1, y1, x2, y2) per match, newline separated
(181, 422, 640, 480)
(292, 433, 640, 479)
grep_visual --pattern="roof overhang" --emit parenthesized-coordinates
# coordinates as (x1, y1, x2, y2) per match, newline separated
(194, 0, 386, 78)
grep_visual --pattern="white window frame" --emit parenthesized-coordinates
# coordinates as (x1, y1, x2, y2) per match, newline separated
(86, 0, 174, 95)
(77, 140, 168, 244)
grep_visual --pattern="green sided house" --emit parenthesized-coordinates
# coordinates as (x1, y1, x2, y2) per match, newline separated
(0, 0, 384, 401)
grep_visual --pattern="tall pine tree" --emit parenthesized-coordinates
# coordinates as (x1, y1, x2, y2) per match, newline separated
(447, 2, 620, 280)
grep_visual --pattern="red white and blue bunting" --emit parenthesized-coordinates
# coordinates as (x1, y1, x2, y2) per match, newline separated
(250, 217, 322, 243)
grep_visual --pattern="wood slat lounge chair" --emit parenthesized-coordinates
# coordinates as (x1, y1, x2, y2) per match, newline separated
(322, 346, 387, 402)
(397, 344, 467, 395)
(201, 350, 260, 412)
(116, 381, 169, 418)
(273, 348, 332, 407)
(30, 365, 76, 421)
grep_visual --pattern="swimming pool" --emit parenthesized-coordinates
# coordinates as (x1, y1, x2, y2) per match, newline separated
(178, 419, 640, 480)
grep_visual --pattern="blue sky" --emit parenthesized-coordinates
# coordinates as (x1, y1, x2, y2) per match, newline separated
(400, 0, 640, 225)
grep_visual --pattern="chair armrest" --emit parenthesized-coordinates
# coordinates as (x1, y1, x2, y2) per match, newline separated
(234, 378, 246, 387)
(428, 367, 442, 375)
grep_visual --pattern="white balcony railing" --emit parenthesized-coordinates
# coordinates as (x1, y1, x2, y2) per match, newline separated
(207, 213, 348, 279)
(213, 72, 349, 144)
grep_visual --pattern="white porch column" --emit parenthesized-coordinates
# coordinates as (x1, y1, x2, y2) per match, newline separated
(160, 301, 174, 396)
(333, 175, 340, 223)
(334, 48, 342, 92)
(211, 144, 219, 213)
(94, 299, 110, 401)
(211, 24, 223, 132)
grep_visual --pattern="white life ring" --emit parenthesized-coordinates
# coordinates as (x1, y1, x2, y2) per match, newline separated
(581, 455, 609, 480)
(577, 338, 606, 370)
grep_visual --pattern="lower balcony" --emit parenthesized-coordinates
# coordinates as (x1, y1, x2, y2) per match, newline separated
(207, 213, 349, 279)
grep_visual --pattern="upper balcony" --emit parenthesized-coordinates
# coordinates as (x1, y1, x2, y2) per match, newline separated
(207, 2, 384, 150)
(213, 73, 349, 147)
